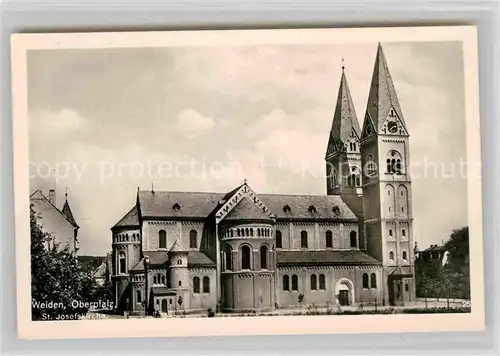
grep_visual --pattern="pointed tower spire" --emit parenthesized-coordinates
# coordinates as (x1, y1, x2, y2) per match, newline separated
(325, 66, 361, 157)
(364, 43, 408, 134)
(62, 197, 78, 228)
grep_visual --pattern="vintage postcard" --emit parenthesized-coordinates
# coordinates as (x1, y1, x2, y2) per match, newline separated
(11, 26, 484, 339)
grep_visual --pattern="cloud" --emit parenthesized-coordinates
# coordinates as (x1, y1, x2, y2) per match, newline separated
(31, 109, 87, 134)
(176, 108, 214, 136)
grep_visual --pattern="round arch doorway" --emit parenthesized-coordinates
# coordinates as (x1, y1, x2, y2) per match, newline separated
(335, 278, 354, 306)
(161, 299, 168, 313)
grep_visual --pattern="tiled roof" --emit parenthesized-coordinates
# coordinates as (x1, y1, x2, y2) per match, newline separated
(30, 190, 79, 229)
(225, 197, 272, 221)
(138, 190, 224, 218)
(151, 287, 176, 296)
(187, 251, 216, 267)
(388, 266, 413, 277)
(259, 194, 357, 220)
(135, 189, 357, 221)
(421, 245, 447, 253)
(129, 251, 215, 271)
(277, 250, 381, 266)
(62, 200, 79, 228)
(112, 205, 140, 229)
(170, 239, 187, 253)
(326, 70, 361, 155)
(365, 43, 408, 133)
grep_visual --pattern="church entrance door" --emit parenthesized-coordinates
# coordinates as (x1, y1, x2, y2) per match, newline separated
(339, 290, 349, 306)
(161, 299, 168, 313)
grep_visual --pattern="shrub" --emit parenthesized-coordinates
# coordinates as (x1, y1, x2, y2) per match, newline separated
(207, 308, 215, 317)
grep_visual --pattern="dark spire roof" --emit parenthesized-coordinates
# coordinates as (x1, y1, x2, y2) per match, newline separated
(61, 200, 78, 228)
(326, 68, 361, 157)
(364, 43, 408, 133)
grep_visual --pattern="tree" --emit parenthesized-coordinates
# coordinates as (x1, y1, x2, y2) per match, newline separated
(443, 227, 470, 300)
(31, 205, 98, 320)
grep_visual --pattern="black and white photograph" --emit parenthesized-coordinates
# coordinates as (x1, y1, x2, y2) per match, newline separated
(12, 26, 484, 338)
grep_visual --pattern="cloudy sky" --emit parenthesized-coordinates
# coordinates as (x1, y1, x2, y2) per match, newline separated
(28, 41, 468, 256)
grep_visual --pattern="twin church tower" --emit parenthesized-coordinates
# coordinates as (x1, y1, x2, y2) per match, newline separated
(326, 43, 414, 298)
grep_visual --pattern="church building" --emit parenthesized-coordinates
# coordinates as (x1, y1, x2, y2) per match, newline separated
(111, 43, 416, 315)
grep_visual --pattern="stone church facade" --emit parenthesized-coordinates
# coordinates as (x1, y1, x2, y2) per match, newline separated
(111, 43, 416, 315)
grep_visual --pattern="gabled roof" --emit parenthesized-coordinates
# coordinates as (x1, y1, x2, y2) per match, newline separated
(225, 196, 273, 222)
(112, 205, 140, 229)
(422, 244, 447, 253)
(137, 190, 223, 219)
(30, 189, 79, 229)
(134, 189, 357, 221)
(187, 251, 216, 267)
(277, 250, 381, 266)
(170, 239, 187, 253)
(388, 266, 413, 277)
(326, 69, 361, 156)
(364, 43, 407, 133)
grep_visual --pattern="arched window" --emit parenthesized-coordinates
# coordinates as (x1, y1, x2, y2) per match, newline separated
(386, 158, 392, 173)
(177, 259, 182, 265)
(159, 230, 167, 249)
(349, 142, 353, 151)
(260, 245, 268, 270)
(370, 273, 377, 289)
(136, 290, 142, 303)
(292, 275, 299, 291)
(319, 274, 326, 290)
(396, 159, 401, 174)
(193, 277, 200, 293)
(326, 230, 333, 248)
(387, 150, 403, 174)
(224, 246, 232, 271)
(389, 229, 393, 237)
(402, 229, 406, 237)
(246, 228, 249, 237)
(276, 230, 282, 248)
(353, 142, 357, 151)
(119, 251, 126, 274)
(362, 273, 369, 288)
(301, 230, 308, 248)
(356, 175, 361, 187)
(237, 228, 241, 237)
(350, 231, 357, 248)
(203, 276, 210, 293)
(283, 275, 290, 291)
(250, 228, 254, 237)
(389, 251, 395, 260)
(153, 275, 157, 284)
(310, 274, 317, 291)
(230, 230, 234, 237)
(241, 245, 251, 270)
(189, 230, 197, 248)
(402, 251, 408, 260)
(161, 274, 165, 285)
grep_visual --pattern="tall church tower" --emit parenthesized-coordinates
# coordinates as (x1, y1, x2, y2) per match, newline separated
(325, 65, 364, 222)
(360, 43, 415, 306)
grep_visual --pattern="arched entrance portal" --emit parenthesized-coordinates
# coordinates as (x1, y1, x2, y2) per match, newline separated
(161, 299, 168, 313)
(335, 278, 354, 306)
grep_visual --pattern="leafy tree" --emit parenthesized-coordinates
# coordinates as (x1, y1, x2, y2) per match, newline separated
(31, 205, 99, 320)
(443, 227, 470, 299)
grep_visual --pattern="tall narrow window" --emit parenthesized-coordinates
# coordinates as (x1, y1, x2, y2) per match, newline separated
(326, 230, 333, 248)
(389, 229, 393, 237)
(189, 230, 197, 248)
(402, 229, 406, 237)
(370, 273, 377, 289)
(387, 159, 392, 173)
(119, 251, 126, 274)
(292, 275, 299, 291)
(402, 251, 408, 260)
(225, 246, 232, 271)
(193, 277, 200, 293)
(362, 273, 369, 289)
(350, 231, 357, 248)
(159, 230, 167, 249)
(389, 251, 395, 260)
(203, 276, 210, 293)
(260, 245, 268, 270)
(136, 290, 142, 303)
(283, 275, 290, 291)
(301, 231, 308, 248)
(276, 230, 282, 248)
(310, 274, 317, 291)
(319, 274, 326, 290)
(241, 245, 251, 270)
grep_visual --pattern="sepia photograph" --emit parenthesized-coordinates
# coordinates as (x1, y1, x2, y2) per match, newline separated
(12, 26, 484, 339)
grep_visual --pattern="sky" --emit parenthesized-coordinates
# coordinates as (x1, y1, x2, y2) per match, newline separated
(27, 41, 469, 256)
